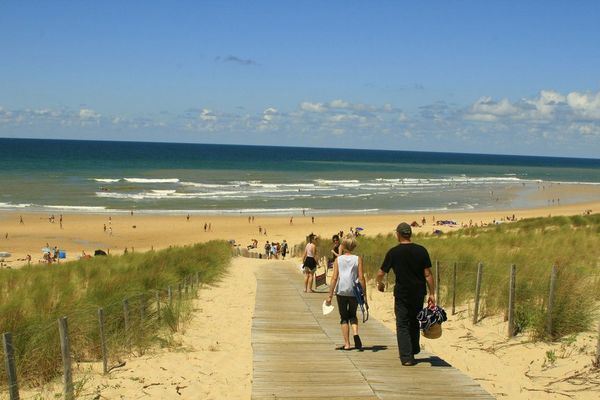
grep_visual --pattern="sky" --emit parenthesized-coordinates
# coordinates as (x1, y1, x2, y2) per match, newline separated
(1, 1, 600, 158)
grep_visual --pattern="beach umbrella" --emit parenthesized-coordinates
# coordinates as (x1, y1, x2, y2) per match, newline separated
(355, 227, 364, 231)
(94, 249, 107, 256)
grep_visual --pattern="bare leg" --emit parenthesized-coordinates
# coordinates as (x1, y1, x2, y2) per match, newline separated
(341, 323, 351, 349)
(308, 273, 315, 292)
(351, 323, 359, 336)
(303, 273, 309, 292)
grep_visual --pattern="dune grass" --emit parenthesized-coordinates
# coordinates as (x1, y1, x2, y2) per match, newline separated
(0, 240, 231, 388)
(316, 214, 600, 340)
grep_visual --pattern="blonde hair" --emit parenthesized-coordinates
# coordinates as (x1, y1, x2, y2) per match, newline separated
(342, 235, 357, 251)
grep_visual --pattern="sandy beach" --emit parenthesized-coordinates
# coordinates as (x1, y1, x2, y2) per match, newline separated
(2, 188, 600, 399)
(1, 181, 599, 269)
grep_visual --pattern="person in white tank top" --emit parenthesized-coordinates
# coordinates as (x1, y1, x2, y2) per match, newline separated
(302, 234, 318, 292)
(326, 235, 366, 350)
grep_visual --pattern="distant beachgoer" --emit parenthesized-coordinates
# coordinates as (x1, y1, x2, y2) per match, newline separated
(19, 216, 24, 224)
(109, 227, 113, 236)
(311, 216, 315, 224)
(258, 226, 262, 234)
(208, 223, 212, 231)
(187, 214, 190, 221)
(375, 222, 435, 366)
(248, 216, 251, 223)
(5, 233, 8, 239)
(281, 240, 288, 259)
(264, 241, 271, 259)
(290, 216, 293, 225)
(329, 234, 340, 268)
(204, 223, 207, 232)
(326, 235, 366, 350)
(103, 224, 107, 232)
(301, 234, 318, 293)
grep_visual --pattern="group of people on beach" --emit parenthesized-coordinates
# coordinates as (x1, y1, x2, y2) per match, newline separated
(263, 240, 288, 259)
(301, 222, 436, 366)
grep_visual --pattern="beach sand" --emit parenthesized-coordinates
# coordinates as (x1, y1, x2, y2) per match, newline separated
(2, 186, 599, 399)
(1, 183, 599, 269)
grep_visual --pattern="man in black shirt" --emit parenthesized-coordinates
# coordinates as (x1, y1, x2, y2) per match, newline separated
(375, 222, 436, 366)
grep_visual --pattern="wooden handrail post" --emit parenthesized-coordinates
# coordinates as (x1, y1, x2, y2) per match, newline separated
(507, 264, 516, 338)
(58, 316, 74, 400)
(156, 290, 161, 321)
(473, 262, 483, 325)
(451, 262, 457, 315)
(435, 260, 440, 305)
(596, 318, 600, 367)
(2, 332, 20, 400)
(98, 308, 108, 374)
(546, 265, 558, 338)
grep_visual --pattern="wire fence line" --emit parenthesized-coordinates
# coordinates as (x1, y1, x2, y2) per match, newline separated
(288, 247, 600, 354)
(1, 272, 203, 400)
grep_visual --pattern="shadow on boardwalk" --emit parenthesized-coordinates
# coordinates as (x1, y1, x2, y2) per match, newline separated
(251, 261, 494, 400)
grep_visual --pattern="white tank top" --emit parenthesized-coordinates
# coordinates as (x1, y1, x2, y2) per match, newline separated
(305, 243, 315, 258)
(336, 254, 359, 296)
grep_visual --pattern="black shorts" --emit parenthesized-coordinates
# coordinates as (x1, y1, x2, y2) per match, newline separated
(303, 256, 317, 272)
(336, 295, 358, 325)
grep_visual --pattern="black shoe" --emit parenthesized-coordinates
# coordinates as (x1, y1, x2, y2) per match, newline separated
(401, 358, 416, 366)
(353, 335, 362, 350)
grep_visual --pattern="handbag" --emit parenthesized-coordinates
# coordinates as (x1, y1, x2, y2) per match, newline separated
(417, 305, 447, 339)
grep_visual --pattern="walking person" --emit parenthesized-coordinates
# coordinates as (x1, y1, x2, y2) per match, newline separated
(375, 222, 435, 366)
(301, 234, 318, 292)
(326, 235, 366, 350)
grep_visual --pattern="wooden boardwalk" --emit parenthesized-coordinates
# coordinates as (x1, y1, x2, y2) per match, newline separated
(251, 261, 495, 400)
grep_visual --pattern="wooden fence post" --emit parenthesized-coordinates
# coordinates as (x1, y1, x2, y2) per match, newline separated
(451, 262, 457, 315)
(58, 316, 74, 400)
(473, 262, 483, 325)
(596, 319, 600, 367)
(507, 264, 516, 338)
(2, 332, 20, 400)
(123, 299, 130, 333)
(139, 294, 146, 329)
(98, 308, 108, 374)
(155, 291, 161, 321)
(435, 260, 440, 305)
(546, 265, 558, 338)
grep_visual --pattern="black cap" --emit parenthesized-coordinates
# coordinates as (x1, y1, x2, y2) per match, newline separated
(396, 222, 412, 237)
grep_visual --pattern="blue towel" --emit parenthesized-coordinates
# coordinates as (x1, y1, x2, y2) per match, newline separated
(352, 280, 369, 322)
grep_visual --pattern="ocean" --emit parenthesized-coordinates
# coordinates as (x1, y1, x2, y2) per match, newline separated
(1, 138, 599, 215)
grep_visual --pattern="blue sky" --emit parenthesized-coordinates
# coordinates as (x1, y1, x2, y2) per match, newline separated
(1, 1, 599, 157)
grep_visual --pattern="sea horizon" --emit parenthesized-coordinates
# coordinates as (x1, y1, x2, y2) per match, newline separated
(2, 137, 599, 216)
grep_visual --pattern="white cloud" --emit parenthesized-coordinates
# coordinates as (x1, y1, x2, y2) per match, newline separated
(300, 102, 326, 113)
(79, 108, 101, 120)
(465, 96, 519, 121)
(199, 108, 217, 121)
(566, 91, 600, 119)
(568, 122, 600, 137)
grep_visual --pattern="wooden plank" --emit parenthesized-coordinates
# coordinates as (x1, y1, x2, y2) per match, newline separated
(251, 262, 494, 399)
